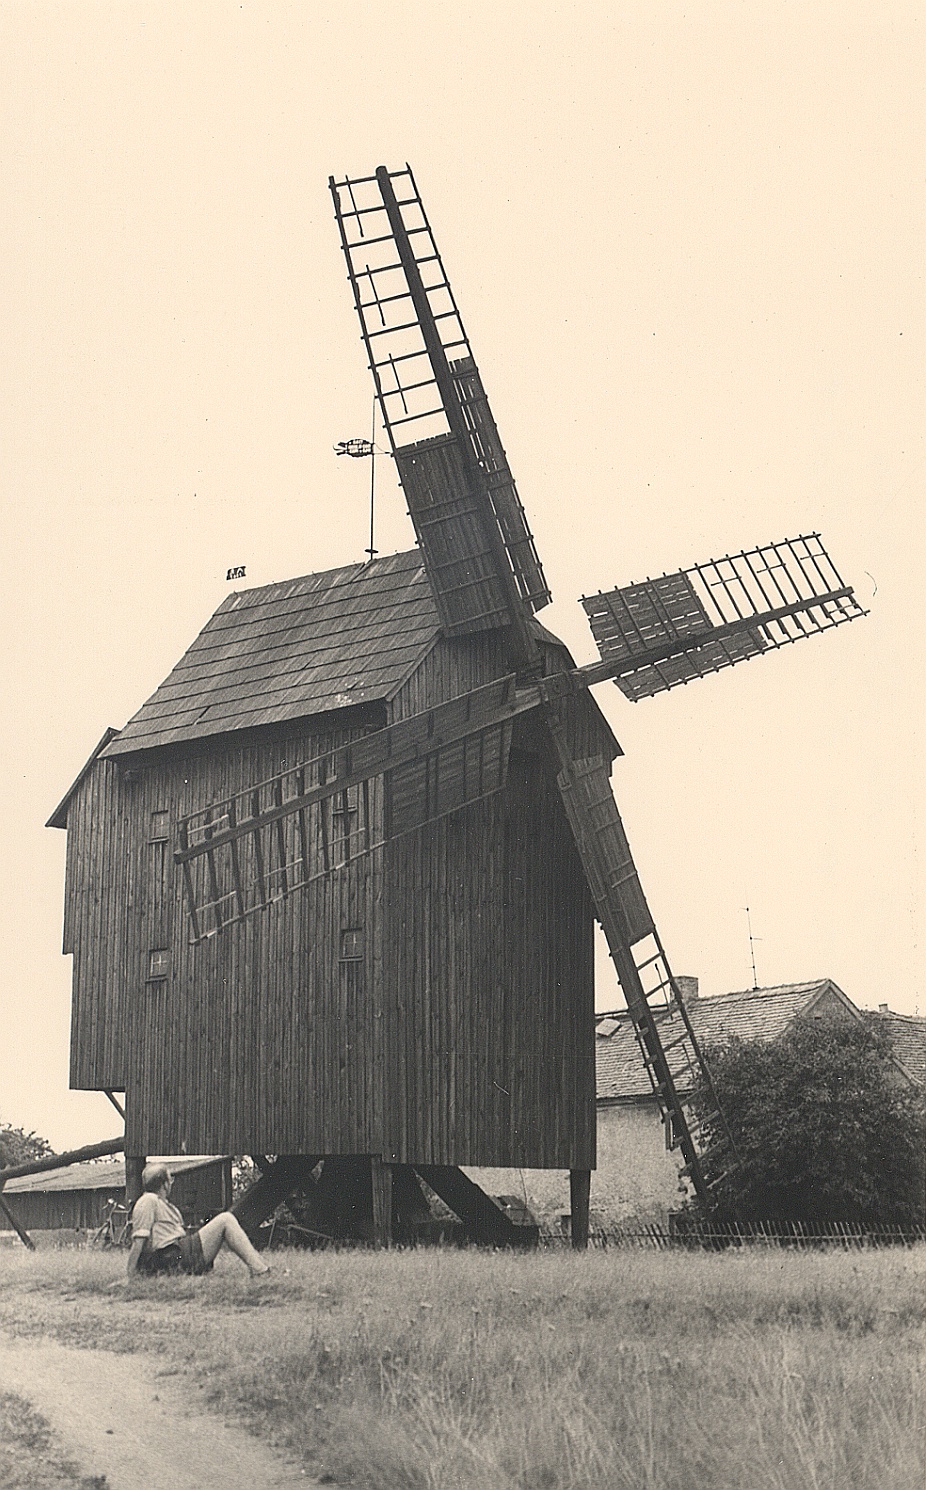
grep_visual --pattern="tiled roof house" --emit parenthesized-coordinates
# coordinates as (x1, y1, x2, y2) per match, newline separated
(585, 978, 923, 1227)
(867, 1007, 926, 1088)
(596, 979, 924, 1102)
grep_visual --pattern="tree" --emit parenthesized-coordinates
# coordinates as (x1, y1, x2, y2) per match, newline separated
(692, 1017, 926, 1225)
(0, 1124, 54, 1170)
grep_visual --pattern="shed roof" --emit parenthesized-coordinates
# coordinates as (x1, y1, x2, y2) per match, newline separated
(3, 1155, 227, 1196)
(596, 979, 859, 1101)
(103, 550, 441, 757)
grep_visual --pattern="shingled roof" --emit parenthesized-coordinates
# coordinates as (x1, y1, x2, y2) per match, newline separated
(596, 979, 860, 1101)
(868, 1009, 926, 1087)
(104, 550, 441, 756)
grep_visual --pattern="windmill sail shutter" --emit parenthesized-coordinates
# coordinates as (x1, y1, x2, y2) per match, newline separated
(395, 438, 514, 636)
(583, 536, 865, 701)
(554, 757, 654, 947)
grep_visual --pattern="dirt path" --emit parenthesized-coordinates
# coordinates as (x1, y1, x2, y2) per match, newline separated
(0, 1333, 319, 1489)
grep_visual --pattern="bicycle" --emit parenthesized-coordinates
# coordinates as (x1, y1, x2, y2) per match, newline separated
(90, 1197, 133, 1248)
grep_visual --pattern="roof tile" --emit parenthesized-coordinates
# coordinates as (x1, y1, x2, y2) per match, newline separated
(596, 980, 843, 1101)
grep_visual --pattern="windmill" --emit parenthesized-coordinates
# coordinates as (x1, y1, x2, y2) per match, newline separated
(169, 164, 866, 1229)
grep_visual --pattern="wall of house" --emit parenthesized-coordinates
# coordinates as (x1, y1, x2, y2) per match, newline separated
(592, 1103, 688, 1224)
(465, 1102, 687, 1229)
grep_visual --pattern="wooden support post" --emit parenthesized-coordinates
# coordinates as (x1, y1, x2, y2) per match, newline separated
(370, 1156, 392, 1248)
(416, 1166, 537, 1247)
(103, 1090, 126, 1121)
(0, 1184, 35, 1250)
(231, 1155, 319, 1237)
(125, 1156, 146, 1212)
(570, 1169, 591, 1250)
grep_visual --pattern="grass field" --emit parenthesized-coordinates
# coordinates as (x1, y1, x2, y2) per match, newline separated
(0, 1243, 922, 1489)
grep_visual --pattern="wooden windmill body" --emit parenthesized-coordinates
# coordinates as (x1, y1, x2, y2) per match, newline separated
(49, 165, 866, 1244)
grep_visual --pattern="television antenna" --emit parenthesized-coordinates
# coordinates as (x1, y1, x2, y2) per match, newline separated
(744, 905, 762, 990)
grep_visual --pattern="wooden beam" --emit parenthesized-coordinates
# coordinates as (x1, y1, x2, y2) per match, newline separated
(231, 1155, 319, 1236)
(103, 1090, 126, 1121)
(125, 1155, 145, 1211)
(0, 1186, 35, 1250)
(370, 1157, 392, 1248)
(0, 1136, 124, 1184)
(415, 1166, 536, 1248)
(569, 1170, 591, 1251)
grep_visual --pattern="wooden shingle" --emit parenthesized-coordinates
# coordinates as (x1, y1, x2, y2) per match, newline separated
(104, 550, 440, 756)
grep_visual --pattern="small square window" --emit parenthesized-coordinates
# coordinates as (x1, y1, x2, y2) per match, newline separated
(147, 948, 171, 981)
(339, 928, 364, 962)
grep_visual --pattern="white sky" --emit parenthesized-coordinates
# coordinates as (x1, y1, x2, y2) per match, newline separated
(1, 2, 921, 1150)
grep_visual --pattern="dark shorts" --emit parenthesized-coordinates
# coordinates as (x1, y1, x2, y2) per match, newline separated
(139, 1230, 210, 1276)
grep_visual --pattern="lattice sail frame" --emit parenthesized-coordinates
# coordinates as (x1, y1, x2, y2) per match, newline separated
(329, 165, 550, 635)
(583, 533, 866, 701)
(175, 678, 523, 943)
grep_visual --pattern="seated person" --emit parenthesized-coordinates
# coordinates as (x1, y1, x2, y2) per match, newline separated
(127, 1162, 270, 1279)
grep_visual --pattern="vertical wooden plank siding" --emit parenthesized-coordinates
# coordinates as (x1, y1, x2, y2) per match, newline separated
(64, 722, 385, 1157)
(382, 634, 600, 1171)
(381, 752, 595, 1170)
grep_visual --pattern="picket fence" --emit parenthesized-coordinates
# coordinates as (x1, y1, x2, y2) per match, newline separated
(541, 1220, 926, 1250)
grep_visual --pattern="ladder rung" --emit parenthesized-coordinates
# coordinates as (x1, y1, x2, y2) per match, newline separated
(359, 288, 416, 312)
(647, 1004, 679, 1024)
(635, 951, 663, 972)
(390, 406, 446, 428)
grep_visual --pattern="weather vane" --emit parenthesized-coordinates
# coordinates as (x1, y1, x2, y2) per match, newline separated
(335, 399, 384, 560)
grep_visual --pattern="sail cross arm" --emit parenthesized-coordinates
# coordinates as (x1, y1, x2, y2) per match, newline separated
(542, 710, 739, 1208)
(582, 534, 867, 701)
(174, 673, 535, 866)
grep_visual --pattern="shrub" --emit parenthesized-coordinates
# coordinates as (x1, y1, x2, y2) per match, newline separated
(694, 1018, 926, 1225)
(0, 1124, 54, 1170)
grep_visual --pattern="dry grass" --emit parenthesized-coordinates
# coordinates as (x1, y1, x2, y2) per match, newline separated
(0, 1244, 923, 1489)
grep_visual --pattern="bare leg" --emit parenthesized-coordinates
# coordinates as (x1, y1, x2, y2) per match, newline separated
(197, 1212, 270, 1274)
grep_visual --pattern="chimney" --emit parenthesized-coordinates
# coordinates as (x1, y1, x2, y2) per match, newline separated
(675, 975, 699, 1004)
(879, 1003, 889, 1014)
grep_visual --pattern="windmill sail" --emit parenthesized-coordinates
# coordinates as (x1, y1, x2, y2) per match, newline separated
(175, 676, 530, 941)
(544, 725, 737, 1206)
(583, 533, 866, 701)
(329, 165, 549, 640)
